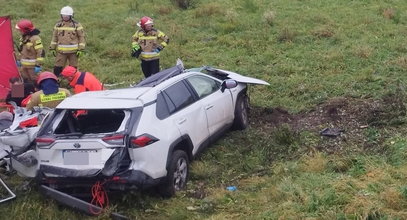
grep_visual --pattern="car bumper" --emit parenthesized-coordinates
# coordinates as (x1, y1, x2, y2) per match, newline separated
(38, 169, 162, 190)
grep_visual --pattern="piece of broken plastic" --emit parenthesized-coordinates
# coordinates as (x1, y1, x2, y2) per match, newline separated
(226, 186, 237, 191)
(320, 128, 344, 137)
(0, 177, 16, 203)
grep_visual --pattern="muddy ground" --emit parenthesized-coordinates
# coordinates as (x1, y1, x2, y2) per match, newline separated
(250, 95, 406, 154)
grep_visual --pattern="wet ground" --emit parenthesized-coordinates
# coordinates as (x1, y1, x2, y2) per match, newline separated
(250, 95, 406, 154)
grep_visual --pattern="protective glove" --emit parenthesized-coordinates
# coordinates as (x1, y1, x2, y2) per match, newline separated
(50, 49, 56, 57)
(16, 60, 21, 67)
(131, 48, 141, 58)
(76, 50, 84, 57)
(34, 65, 42, 73)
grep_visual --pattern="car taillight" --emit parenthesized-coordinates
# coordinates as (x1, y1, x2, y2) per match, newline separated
(129, 134, 159, 148)
(102, 135, 125, 145)
(36, 137, 55, 148)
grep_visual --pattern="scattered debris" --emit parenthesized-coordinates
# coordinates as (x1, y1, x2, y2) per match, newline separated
(0, 177, 16, 203)
(250, 96, 403, 154)
(186, 206, 198, 211)
(320, 128, 345, 137)
(226, 186, 237, 191)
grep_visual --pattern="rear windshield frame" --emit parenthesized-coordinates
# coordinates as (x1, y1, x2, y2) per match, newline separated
(38, 107, 142, 137)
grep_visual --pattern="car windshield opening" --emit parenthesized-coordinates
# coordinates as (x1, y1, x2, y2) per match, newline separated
(53, 109, 129, 135)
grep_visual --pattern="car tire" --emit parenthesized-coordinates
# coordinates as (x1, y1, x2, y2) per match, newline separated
(158, 150, 189, 197)
(232, 94, 249, 130)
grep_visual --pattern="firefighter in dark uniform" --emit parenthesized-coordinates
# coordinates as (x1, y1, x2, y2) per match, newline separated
(131, 16, 169, 78)
(49, 6, 86, 77)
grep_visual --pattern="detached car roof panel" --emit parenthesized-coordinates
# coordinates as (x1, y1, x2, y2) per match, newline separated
(56, 87, 150, 109)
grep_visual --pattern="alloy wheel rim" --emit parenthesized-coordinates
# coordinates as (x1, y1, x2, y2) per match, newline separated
(173, 157, 187, 190)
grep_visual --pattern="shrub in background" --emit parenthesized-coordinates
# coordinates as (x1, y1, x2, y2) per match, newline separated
(263, 10, 276, 26)
(171, 0, 196, 9)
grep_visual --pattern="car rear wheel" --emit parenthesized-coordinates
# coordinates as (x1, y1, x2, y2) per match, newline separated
(232, 94, 249, 130)
(158, 150, 189, 197)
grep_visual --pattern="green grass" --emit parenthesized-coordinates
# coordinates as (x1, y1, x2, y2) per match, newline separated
(2, 0, 407, 219)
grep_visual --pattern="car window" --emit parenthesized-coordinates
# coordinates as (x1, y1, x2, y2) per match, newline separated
(156, 81, 194, 119)
(186, 75, 220, 99)
(156, 92, 173, 119)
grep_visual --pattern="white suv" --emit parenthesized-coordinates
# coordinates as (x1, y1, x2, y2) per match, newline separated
(35, 61, 268, 196)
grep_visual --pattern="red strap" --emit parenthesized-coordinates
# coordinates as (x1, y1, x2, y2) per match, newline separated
(21, 94, 32, 107)
(19, 117, 38, 127)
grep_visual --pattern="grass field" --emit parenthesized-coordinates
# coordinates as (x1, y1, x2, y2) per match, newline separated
(2, 0, 407, 219)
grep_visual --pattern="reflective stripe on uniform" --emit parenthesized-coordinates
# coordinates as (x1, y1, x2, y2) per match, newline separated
(40, 91, 67, 103)
(140, 51, 159, 59)
(54, 26, 83, 31)
(35, 39, 43, 47)
(157, 31, 166, 38)
(161, 42, 168, 47)
(79, 43, 85, 46)
(36, 57, 44, 62)
(54, 27, 76, 31)
(34, 44, 43, 50)
(57, 44, 79, 51)
(139, 36, 157, 40)
(58, 44, 79, 48)
(21, 59, 36, 66)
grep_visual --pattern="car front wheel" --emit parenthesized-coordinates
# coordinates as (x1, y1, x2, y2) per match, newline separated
(232, 94, 249, 130)
(159, 150, 189, 197)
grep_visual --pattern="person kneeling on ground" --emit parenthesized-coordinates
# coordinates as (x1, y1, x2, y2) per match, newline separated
(61, 66, 104, 94)
(26, 71, 71, 110)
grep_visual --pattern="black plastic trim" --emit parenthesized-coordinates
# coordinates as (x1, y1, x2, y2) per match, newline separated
(166, 135, 193, 169)
(40, 185, 129, 219)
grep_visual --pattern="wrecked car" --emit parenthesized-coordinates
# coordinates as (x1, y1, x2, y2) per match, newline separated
(35, 61, 269, 196)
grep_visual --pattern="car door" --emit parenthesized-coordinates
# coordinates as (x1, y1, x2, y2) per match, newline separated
(185, 75, 234, 136)
(159, 80, 209, 154)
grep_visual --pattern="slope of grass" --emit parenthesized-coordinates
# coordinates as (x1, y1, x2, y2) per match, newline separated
(2, 0, 407, 219)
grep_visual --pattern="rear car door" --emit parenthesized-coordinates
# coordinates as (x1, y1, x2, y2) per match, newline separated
(185, 75, 234, 136)
(158, 80, 209, 154)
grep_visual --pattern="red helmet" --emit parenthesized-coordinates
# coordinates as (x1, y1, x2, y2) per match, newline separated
(15, 19, 35, 34)
(61, 66, 77, 78)
(137, 16, 153, 29)
(37, 72, 58, 85)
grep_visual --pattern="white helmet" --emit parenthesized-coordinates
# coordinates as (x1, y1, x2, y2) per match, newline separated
(60, 6, 74, 16)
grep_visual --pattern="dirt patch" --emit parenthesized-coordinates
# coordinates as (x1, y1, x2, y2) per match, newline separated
(250, 96, 405, 154)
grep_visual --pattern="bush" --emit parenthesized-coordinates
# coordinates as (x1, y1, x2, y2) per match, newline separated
(170, 0, 196, 10)
(194, 3, 222, 18)
(263, 10, 276, 26)
(278, 27, 297, 42)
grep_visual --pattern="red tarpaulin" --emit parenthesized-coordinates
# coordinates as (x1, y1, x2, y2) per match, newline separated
(0, 16, 19, 100)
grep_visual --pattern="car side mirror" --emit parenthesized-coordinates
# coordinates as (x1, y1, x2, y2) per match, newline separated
(221, 79, 238, 92)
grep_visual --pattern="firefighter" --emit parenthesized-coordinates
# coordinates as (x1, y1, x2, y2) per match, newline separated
(26, 71, 71, 110)
(131, 16, 169, 78)
(61, 66, 104, 94)
(15, 19, 45, 84)
(49, 6, 86, 77)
